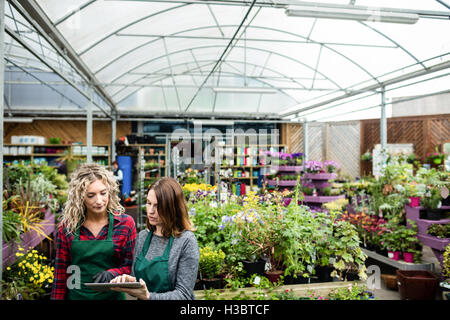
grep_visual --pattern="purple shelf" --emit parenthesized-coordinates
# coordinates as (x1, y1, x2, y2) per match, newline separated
(417, 234, 450, 252)
(2, 209, 55, 268)
(302, 194, 345, 203)
(272, 165, 303, 172)
(304, 173, 337, 180)
(405, 205, 450, 234)
(266, 179, 298, 187)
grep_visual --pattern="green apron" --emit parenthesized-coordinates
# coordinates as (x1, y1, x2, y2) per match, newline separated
(68, 212, 126, 300)
(134, 230, 174, 293)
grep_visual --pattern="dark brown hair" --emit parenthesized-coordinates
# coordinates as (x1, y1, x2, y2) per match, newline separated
(146, 177, 195, 237)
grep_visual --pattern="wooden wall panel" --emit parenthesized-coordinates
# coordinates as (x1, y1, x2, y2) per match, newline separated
(282, 123, 303, 153)
(360, 114, 450, 176)
(4, 120, 131, 145)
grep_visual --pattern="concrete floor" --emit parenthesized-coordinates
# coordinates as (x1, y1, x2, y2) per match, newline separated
(372, 246, 443, 300)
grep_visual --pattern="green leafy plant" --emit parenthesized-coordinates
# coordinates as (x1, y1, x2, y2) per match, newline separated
(2, 207, 22, 243)
(399, 220, 423, 263)
(330, 218, 368, 281)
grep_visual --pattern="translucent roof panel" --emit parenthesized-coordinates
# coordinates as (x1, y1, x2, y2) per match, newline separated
(7, 0, 448, 119)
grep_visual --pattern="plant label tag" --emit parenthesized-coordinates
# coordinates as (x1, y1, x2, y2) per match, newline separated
(440, 186, 449, 199)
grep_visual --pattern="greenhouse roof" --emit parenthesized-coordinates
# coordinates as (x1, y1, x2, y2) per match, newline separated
(3, 0, 450, 121)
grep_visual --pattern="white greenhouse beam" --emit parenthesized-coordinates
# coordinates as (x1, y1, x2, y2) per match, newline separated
(285, 4, 419, 24)
(86, 86, 93, 164)
(12, 0, 118, 114)
(380, 87, 387, 151)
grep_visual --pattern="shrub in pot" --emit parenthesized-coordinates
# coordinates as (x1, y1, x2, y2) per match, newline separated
(420, 185, 443, 220)
(199, 246, 226, 289)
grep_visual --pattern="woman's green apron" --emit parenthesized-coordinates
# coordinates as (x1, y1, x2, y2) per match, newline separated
(134, 230, 174, 293)
(67, 212, 125, 300)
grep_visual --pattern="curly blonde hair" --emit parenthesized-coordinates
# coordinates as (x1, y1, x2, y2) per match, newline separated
(60, 163, 124, 235)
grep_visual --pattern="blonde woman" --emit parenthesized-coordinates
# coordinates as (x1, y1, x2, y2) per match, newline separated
(51, 163, 136, 300)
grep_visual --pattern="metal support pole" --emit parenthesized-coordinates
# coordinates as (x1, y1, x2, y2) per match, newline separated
(380, 87, 387, 151)
(86, 85, 93, 164)
(303, 120, 309, 162)
(111, 112, 117, 163)
(0, 0, 5, 299)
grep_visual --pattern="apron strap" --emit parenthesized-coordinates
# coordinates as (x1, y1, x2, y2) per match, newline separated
(139, 230, 154, 259)
(139, 230, 173, 259)
(107, 212, 114, 240)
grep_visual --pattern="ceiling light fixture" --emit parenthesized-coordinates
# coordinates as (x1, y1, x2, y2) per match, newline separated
(212, 87, 277, 94)
(285, 3, 419, 24)
(4, 118, 34, 123)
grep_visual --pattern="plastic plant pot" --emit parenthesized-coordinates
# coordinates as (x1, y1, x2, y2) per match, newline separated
(403, 252, 414, 263)
(388, 251, 401, 261)
(409, 197, 420, 207)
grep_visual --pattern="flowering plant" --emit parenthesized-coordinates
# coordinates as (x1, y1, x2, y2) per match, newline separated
(222, 192, 286, 270)
(339, 209, 387, 250)
(199, 246, 226, 279)
(183, 183, 216, 200)
(323, 160, 340, 173)
(303, 160, 323, 174)
(1, 247, 54, 299)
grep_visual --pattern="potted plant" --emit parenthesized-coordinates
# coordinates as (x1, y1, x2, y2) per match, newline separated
(380, 222, 403, 261)
(323, 160, 340, 174)
(303, 160, 323, 174)
(420, 185, 443, 220)
(399, 220, 423, 263)
(329, 219, 368, 281)
(198, 246, 226, 289)
(361, 151, 372, 162)
(404, 181, 425, 207)
(425, 146, 447, 165)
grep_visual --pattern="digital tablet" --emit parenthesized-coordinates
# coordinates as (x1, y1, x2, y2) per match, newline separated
(85, 282, 142, 292)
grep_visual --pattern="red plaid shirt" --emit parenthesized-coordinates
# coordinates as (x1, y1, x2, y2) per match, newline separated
(50, 213, 136, 300)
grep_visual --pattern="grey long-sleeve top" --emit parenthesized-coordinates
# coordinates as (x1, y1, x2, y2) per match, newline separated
(131, 229, 200, 300)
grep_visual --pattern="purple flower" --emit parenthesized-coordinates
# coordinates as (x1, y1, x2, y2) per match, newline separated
(304, 160, 323, 173)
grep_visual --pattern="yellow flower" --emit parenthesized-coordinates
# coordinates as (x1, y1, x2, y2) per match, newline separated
(6, 267, 11, 271)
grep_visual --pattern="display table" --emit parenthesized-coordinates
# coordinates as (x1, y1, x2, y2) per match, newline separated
(361, 248, 435, 272)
